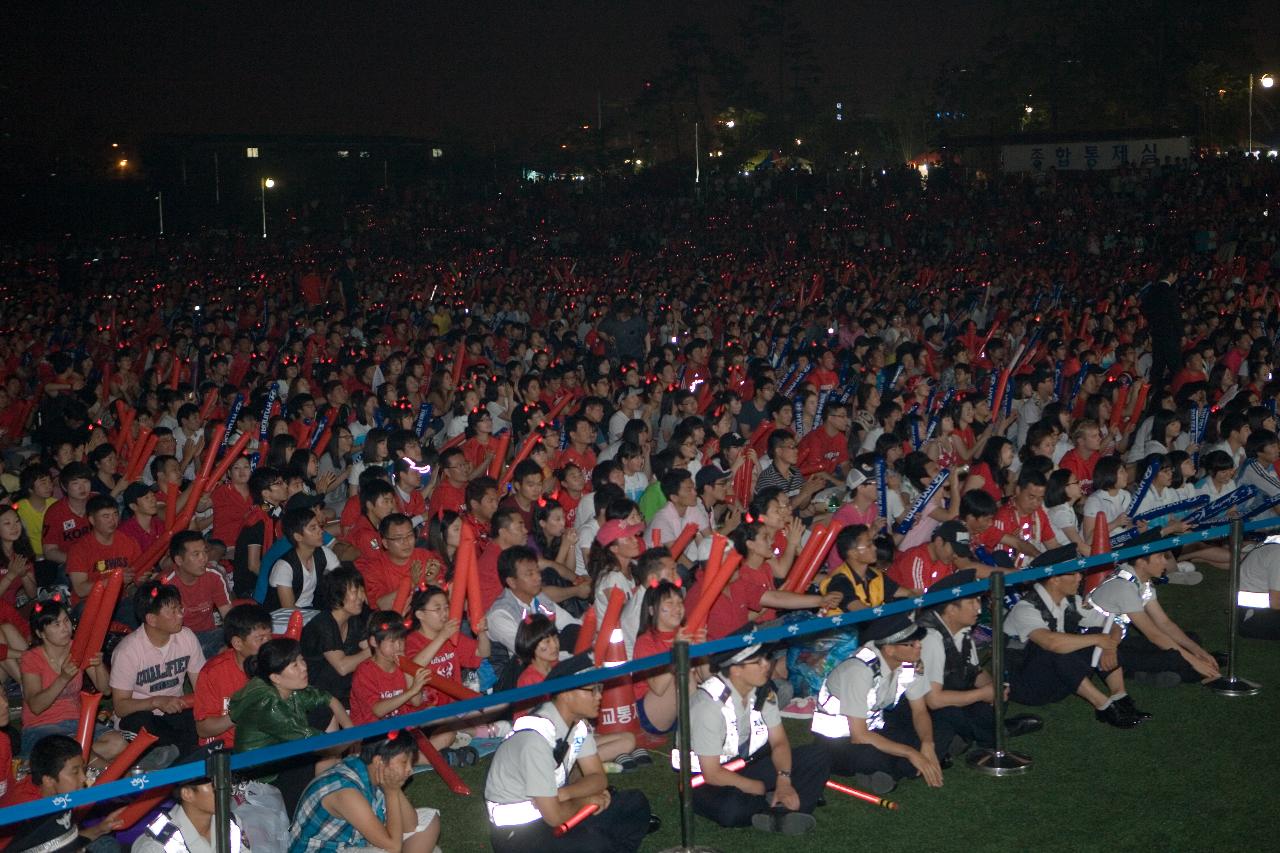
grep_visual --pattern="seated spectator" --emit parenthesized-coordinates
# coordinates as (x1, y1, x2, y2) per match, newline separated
(6, 735, 124, 853)
(20, 597, 126, 763)
(230, 638, 354, 816)
(355, 512, 438, 610)
(338, 479, 397, 564)
(486, 545, 581, 663)
(288, 733, 440, 853)
(109, 580, 205, 757)
(40, 462, 94, 567)
(407, 585, 490, 703)
(65, 494, 143, 611)
(267, 505, 340, 611)
(193, 603, 274, 750)
(118, 482, 166, 556)
(888, 520, 964, 592)
(299, 567, 371, 707)
(476, 507, 532, 612)
(232, 466, 287, 599)
(164, 530, 232, 659)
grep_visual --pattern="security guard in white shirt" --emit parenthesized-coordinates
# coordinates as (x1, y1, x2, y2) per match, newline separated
(484, 653, 653, 852)
(684, 636, 830, 834)
(1239, 540, 1280, 639)
(811, 611, 949, 794)
(132, 776, 243, 853)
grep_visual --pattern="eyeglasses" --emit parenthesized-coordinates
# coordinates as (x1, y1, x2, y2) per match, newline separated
(384, 533, 416, 541)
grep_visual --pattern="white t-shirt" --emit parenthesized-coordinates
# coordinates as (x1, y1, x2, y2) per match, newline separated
(268, 546, 338, 608)
(108, 627, 206, 704)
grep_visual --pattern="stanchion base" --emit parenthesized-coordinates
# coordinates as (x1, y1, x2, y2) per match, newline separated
(1206, 676, 1261, 697)
(967, 748, 1033, 776)
(658, 847, 722, 852)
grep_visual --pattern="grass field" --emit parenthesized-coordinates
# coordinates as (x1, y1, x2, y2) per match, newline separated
(406, 566, 1280, 851)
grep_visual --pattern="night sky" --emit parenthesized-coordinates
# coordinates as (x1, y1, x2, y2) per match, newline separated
(6, 1, 1005, 147)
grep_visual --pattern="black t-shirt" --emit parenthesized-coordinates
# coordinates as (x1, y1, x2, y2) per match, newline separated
(232, 519, 265, 599)
(300, 609, 369, 703)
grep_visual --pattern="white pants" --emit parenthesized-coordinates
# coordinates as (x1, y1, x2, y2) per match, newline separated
(337, 808, 440, 853)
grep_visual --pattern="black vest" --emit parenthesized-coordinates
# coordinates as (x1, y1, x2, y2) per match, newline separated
(1023, 586, 1085, 634)
(264, 545, 336, 610)
(918, 610, 981, 691)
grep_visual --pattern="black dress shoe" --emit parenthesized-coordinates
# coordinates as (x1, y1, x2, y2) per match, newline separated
(1004, 714, 1044, 738)
(1096, 703, 1139, 729)
(1114, 694, 1152, 721)
(648, 814, 662, 834)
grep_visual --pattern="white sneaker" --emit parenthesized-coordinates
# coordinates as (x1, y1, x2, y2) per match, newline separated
(1176, 561, 1197, 574)
(1167, 569, 1203, 586)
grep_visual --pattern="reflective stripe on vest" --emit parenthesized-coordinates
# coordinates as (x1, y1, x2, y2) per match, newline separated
(810, 646, 910, 737)
(1238, 590, 1273, 608)
(145, 813, 242, 853)
(1086, 568, 1151, 639)
(670, 675, 768, 773)
(486, 713, 589, 827)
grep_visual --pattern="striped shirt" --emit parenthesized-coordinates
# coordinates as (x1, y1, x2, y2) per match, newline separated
(288, 757, 385, 853)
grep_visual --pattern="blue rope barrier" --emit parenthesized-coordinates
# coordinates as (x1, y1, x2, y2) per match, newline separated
(0, 514, 1275, 826)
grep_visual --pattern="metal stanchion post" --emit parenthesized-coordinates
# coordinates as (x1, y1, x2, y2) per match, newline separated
(660, 639, 720, 853)
(1207, 517, 1261, 696)
(967, 571, 1032, 776)
(209, 748, 232, 853)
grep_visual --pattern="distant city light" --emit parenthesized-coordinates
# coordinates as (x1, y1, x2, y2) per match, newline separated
(1261, 74, 1275, 89)
(1024, 105, 1034, 114)
(117, 159, 128, 168)
(264, 178, 275, 188)
(724, 120, 736, 128)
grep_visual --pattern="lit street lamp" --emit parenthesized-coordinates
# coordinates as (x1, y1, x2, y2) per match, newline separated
(260, 177, 275, 238)
(1249, 73, 1274, 156)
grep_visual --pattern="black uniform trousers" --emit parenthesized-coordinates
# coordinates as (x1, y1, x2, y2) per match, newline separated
(489, 788, 651, 853)
(1240, 608, 1280, 640)
(817, 702, 958, 780)
(1009, 643, 1116, 706)
(1118, 630, 1203, 682)
(931, 700, 997, 749)
(692, 744, 830, 828)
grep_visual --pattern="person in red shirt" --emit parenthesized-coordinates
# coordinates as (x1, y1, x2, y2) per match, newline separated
(1170, 351, 1209, 398)
(693, 522, 837, 641)
(41, 462, 95, 566)
(192, 603, 273, 749)
(990, 471, 1064, 568)
(805, 348, 840, 391)
(356, 513, 444, 609)
(556, 416, 598, 480)
(65, 495, 144, 608)
(164, 530, 232, 658)
(349, 611, 431, 727)
(461, 476, 500, 550)
(498, 459, 543, 530)
(406, 586, 490, 707)
(1059, 419, 1106, 494)
(341, 479, 397, 564)
(118, 483, 166, 558)
(460, 409, 498, 476)
(552, 462, 586, 528)
(797, 400, 852, 478)
(349, 610, 476, 762)
(632, 579, 701, 736)
(888, 521, 964, 592)
(390, 458, 430, 528)
(429, 447, 470, 518)
(210, 455, 254, 553)
(475, 507, 530, 611)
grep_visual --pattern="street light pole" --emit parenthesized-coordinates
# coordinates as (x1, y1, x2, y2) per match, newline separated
(1249, 72, 1254, 157)
(157, 191, 164, 236)
(260, 177, 274, 238)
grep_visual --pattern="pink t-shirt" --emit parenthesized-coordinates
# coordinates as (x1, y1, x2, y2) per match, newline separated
(21, 647, 83, 729)
(107, 627, 205, 702)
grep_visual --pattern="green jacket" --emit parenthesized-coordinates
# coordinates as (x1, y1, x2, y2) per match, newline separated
(228, 677, 333, 756)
